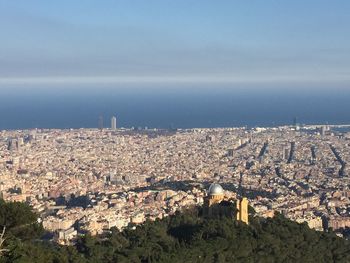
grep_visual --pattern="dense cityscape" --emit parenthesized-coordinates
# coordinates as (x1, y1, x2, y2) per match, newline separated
(1, 119, 350, 245)
(2, 1, 350, 261)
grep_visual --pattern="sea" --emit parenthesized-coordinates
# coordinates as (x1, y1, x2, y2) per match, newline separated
(0, 84, 350, 130)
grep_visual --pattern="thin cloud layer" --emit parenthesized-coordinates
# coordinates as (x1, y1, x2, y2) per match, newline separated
(0, 1, 349, 88)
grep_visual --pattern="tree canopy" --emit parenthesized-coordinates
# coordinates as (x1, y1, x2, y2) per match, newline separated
(0, 201, 350, 263)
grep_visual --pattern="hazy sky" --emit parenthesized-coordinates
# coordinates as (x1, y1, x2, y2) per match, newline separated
(0, 1, 350, 88)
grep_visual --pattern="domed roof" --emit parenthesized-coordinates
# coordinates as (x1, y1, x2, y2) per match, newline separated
(208, 183, 224, 196)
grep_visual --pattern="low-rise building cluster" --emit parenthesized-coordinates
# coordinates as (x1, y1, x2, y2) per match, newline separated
(1, 126, 350, 243)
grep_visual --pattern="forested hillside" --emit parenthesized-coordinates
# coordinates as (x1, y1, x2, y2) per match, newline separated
(0, 201, 349, 263)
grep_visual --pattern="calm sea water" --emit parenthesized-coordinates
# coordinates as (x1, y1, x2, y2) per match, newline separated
(1, 85, 350, 130)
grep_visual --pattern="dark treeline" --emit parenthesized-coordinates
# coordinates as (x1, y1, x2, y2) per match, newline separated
(0, 200, 350, 263)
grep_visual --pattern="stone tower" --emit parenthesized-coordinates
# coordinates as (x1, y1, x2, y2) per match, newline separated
(236, 197, 249, 224)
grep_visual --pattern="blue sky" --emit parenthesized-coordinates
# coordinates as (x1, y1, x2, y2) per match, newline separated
(0, 0, 349, 88)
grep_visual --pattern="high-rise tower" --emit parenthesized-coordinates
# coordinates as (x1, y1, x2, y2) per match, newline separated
(98, 116, 104, 131)
(111, 116, 117, 130)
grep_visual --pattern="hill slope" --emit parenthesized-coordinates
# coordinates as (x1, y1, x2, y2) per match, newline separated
(1, 202, 350, 263)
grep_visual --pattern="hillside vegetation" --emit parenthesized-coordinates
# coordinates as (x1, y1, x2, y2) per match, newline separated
(0, 201, 350, 263)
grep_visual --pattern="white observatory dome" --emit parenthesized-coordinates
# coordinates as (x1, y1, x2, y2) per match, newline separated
(208, 183, 224, 196)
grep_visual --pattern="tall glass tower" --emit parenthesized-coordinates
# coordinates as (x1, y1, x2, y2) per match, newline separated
(111, 116, 117, 130)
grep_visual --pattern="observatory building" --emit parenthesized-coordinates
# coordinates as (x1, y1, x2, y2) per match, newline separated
(203, 183, 249, 224)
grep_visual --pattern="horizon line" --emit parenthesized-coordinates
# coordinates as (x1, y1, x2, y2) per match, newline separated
(0, 74, 350, 86)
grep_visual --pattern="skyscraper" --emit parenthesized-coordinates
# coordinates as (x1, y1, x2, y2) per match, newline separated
(98, 116, 104, 131)
(111, 116, 117, 130)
